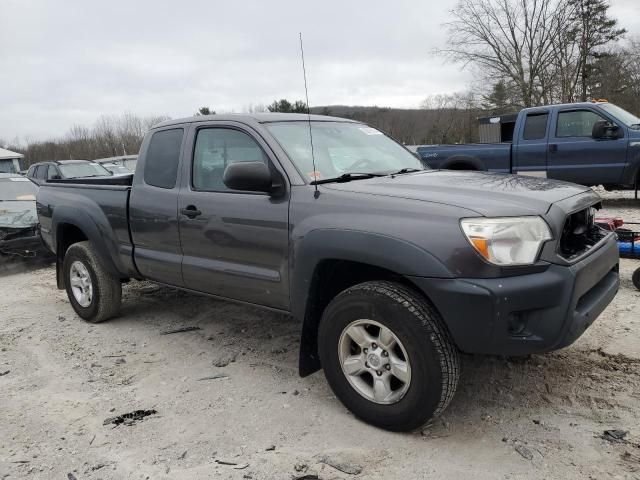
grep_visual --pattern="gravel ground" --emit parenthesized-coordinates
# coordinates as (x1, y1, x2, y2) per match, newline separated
(1, 191, 639, 480)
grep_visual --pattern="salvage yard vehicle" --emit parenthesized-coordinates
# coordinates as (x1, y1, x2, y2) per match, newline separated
(36, 113, 620, 431)
(596, 217, 640, 290)
(0, 174, 46, 257)
(96, 155, 138, 172)
(99, 162, 132, 176)
(26, 160, 114, 185)
(417, 101, 640, 193)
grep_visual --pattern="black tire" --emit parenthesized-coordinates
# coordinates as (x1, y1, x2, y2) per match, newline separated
(318, 281, 460, 431)
(633, 268, 640, 291)
(63, 241, 121, 323)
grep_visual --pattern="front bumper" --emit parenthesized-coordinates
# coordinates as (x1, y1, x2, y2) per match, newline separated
(409, 234, 620, 355)
(0, 233, 48, 257)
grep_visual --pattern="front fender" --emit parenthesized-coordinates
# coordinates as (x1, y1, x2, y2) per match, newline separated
(291, 229, 453, 320)
(291, 229, 453, 376)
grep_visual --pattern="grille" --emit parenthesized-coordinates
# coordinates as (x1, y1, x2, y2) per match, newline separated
(559, 207, 607, 260)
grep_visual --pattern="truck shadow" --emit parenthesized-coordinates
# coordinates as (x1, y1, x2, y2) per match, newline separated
(601, 197, 640, 209)
(115, 280, 640, 434)
(0, 255, 54, 278)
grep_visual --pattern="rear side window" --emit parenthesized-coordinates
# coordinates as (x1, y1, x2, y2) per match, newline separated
(523, 113, 548, 140)
(144, 129, 183, 189)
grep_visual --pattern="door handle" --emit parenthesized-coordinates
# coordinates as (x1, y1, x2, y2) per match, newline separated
(180, 205, 202, 219)
(548, 144, 558, 153)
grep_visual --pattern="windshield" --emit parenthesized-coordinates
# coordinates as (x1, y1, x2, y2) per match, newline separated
(265, 122, 424, 181)
(599, 103, 640, 129)
(0, 177, 37, 201)
(59, 162, 111, 178)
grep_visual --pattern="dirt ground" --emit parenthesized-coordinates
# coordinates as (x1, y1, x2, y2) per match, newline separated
(1, 191, 639, 480)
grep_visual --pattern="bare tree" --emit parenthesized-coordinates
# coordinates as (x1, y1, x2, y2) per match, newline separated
(421, 92, 480, 144)
(442, 0, 566, 107)
(14, 113, 170, 166)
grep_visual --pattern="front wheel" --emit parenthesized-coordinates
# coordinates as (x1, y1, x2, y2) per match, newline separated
(63, 241, 122, 323)
(318, 281, 460, 431)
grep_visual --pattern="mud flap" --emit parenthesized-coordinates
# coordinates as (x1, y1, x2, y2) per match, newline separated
(56, 256, 65, 290)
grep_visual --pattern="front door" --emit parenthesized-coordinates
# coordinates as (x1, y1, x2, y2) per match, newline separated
(547, 108, 627, 185)
(177, 123, 290, 310)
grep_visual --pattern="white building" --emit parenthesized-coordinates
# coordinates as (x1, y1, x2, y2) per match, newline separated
(0, 148, 24, 174)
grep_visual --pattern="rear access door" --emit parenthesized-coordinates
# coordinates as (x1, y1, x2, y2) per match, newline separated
(129, 126, 187, 286)
(177, 121, 290, 311)
(512, 110, 550, 177)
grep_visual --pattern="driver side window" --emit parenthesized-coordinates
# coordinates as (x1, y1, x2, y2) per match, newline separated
(192, 128, 269, 192)
(556, 110, 607, 138)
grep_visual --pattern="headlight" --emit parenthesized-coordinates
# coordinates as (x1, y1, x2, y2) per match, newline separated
(460, 216, 552, 266)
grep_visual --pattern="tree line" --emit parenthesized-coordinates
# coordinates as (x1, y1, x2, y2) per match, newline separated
(2, 113, 168, 167)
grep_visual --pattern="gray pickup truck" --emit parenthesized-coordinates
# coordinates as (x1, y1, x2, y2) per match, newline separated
(37, 113, 620, 431)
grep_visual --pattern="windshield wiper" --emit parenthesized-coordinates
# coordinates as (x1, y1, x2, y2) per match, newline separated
(310, 172, 385, 185)
(388, 168, 422, 176)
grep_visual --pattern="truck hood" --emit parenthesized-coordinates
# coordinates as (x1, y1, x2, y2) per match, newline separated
(322, 170, 594, 216)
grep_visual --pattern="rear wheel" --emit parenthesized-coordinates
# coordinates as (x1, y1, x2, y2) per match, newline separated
(63, 241, 121, 323)
(318, 281, 460, 431)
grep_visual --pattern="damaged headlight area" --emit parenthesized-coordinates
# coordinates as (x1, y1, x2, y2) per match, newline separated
(0, 202, 41, 257)
(460, 216, 553, 266)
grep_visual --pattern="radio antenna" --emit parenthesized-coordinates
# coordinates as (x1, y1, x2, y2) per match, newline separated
(299, 32, 319, 198)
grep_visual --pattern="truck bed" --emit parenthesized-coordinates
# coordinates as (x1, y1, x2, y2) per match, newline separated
(416, 143, 512, 173)
(36, 179, 138, 278)
(48, 173, 133, 186)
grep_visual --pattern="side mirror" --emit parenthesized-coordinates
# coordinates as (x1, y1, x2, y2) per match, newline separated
(223, 161, 273, 193)
(50, 174, 62, 180)
(592, 120, 621, 139)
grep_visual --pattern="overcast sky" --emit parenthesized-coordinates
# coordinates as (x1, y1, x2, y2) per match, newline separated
(1, 0, 638, 142)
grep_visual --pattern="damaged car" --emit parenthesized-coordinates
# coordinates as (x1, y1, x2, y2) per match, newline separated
(0, 174, 45, 258)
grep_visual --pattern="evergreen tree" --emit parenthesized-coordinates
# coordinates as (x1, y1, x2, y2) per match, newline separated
(568, 0, 626, 100)
(195, 107, 215, 116)
(267, 99, 308, 113)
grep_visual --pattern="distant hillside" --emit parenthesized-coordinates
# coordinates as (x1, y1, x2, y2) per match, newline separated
(310, 105, 482, 145)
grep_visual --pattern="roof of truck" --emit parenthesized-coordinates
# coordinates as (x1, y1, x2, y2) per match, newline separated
(153, 112, 358, 129)
(521, 101, 610, 112)
(30, 159, 92, 166)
